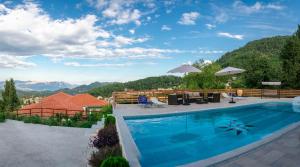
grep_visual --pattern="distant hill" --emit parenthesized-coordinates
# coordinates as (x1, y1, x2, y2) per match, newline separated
(89, 75, 182, 97)
(0, 82, 112, 98)
(0, 80, 77, 91)
(56, 82, 112, 95)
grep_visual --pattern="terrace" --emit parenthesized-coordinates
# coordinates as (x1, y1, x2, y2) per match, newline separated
(113, 89, 300, 167)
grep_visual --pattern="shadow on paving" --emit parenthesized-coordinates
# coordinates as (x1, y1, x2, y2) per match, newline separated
(0, 120, 90, 167)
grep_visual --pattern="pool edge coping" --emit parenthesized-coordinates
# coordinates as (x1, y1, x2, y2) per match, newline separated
(115, 112, 141, 167)
(182, 121, 300, 167)
(115, 100, 296, 167)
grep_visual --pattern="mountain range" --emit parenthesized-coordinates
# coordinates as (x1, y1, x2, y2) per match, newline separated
(0, 80, 77, 91)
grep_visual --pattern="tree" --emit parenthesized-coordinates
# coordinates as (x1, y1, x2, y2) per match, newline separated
(183, 63, 227, 89)
(2, 79, 20, 112)
(0, 99, 4, 113)
(193, 59, 211, 70)
(295, 24, 300, 39)
(242, 52, 282, 88)
(281, 26, 300, 88)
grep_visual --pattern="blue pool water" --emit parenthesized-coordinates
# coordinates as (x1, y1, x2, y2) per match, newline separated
(125, 102, 300, 167)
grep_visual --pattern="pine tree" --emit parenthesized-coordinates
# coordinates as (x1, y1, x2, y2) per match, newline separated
(0, 99, 4, 113)
(296, 24, 300, 39)
(2, 79, 20, 112)
(281, 26, 300, 88)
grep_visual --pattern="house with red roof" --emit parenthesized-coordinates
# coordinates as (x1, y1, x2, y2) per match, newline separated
(18, 92, 108, 117)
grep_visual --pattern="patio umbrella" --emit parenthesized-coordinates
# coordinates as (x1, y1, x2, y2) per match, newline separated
(215, 66, 245, 103)
(215, 66, 245, 76)
(168, 64, 201, 134)
(168, 64, 201, 74)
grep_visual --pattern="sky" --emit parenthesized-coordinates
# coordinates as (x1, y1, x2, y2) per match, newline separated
(0, 0, 299, 84)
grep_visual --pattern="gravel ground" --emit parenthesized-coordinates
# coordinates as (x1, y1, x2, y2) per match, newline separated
(0, 120, 90, 167)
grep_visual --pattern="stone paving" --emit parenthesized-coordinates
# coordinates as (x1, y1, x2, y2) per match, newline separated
(115, 97, 292, 117)
(215, 125, 300, 167)
(0, 120, 91, 167)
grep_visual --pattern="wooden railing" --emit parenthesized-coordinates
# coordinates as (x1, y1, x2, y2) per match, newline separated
(17, 108, 85, 118)
(112, 89, 300, 104)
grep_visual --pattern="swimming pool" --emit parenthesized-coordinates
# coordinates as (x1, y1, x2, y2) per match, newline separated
(125, 102, 300, 167)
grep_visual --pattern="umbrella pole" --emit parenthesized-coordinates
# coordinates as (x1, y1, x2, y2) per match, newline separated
(229, 79, 236, 103)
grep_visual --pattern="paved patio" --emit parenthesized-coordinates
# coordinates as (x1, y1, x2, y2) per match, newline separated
(115, 97, 300, 167)
(215, 125, 300, 167)
(0, 120, 90, 167)
(115, 97, 292, 117)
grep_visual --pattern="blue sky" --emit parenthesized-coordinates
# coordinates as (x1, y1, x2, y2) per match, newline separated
(0, 0, 299, 84)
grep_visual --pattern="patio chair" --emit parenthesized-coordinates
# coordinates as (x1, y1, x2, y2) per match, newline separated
(150, 97, 167, 107)
(222, 93, 246, 102)
(138, 95, 153, 108)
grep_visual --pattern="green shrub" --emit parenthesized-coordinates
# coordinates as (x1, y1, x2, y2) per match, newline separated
(88, 112, 103, 123)
(43, 116, 59, 126)
(5, 111, 17, 120)
(89, 144, 122, 167)
(100, 156, 129, 167)
(16, 116, 24, 121)
(23, 116, 32, 123)
(76, 121, 93, 128)
(71, 113, 82, 122)
(102, 105, 113, 114)
(31, 115, 42, 124)
(15, 111, 102, 128)
(61, 118, 75, 127)
(104, 116, 116, 127)
(0, 112, 5, 122)
(23, 115, 41, 124)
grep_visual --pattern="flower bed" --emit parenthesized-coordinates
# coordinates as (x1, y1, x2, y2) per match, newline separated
(89, 115, 129, 167)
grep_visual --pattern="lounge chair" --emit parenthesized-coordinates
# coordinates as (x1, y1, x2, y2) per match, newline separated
(222, 93, 246, 103)
(138, 95, 153, 108)
(150, 97, 167, 107)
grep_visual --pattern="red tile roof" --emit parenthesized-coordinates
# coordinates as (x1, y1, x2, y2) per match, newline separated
(20, 92, 108, 114)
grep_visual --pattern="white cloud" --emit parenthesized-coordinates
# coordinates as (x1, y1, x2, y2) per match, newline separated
(0, 55, 36, 69)
(205, 24, 216, 30)
(113, 36, 148, 47)
(192, 50, 224, 54)
(129, 29, 135, 34)
(178, 12, 200, 25)
(0, 2, 185, 68)
(265, 3, 284, 10)
(247, 24, 292, 32)
(203, 60, 212, 65)
(87, 0, 145, 26)
(216, 12, 228, 23)
(161, 25, 171, 31)
(233, 1, 284, 14)
(64, 62, 133, 67)
(218, 32, 244, 40)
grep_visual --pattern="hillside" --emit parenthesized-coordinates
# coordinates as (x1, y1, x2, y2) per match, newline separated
(89, 75, 182, 97)
(216, 36, 290, 87)
(217, 36, 289, 67)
